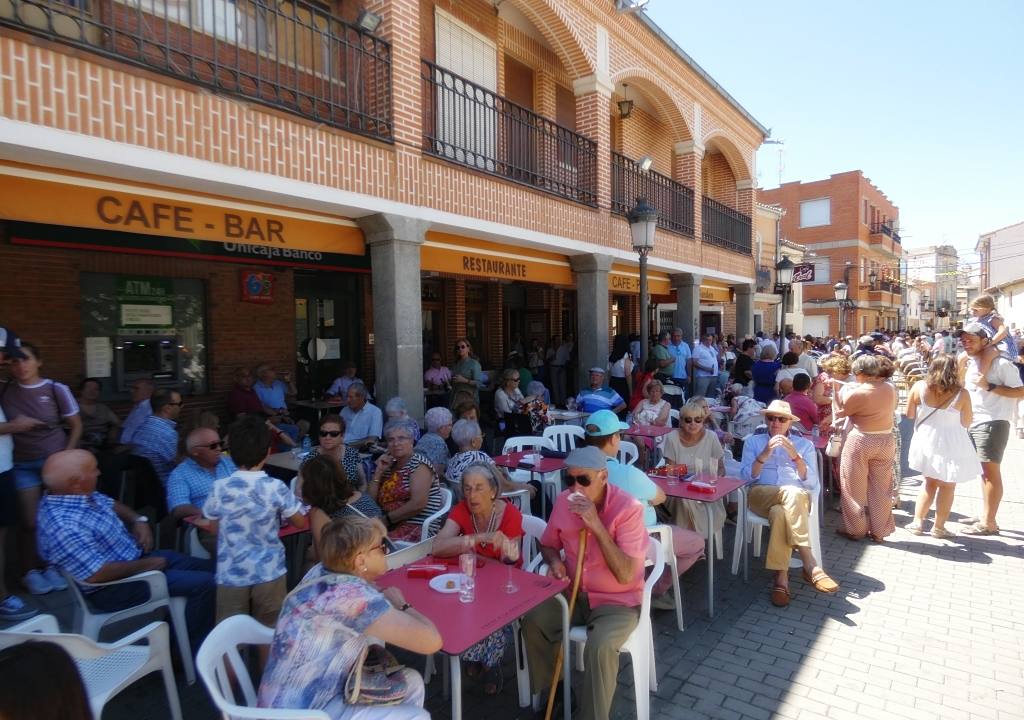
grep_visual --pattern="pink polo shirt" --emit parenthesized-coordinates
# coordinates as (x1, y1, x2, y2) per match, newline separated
(541, 483, 649, 608)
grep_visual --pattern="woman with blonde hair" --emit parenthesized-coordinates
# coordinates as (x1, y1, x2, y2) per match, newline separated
(660, 399, 727, 538)
(905, 356, 981, 538)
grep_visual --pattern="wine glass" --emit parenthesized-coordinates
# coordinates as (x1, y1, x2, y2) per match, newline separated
(502, 537, 520, 593)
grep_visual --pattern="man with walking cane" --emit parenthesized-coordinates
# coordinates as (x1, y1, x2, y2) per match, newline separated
(522, 446, 649, 720)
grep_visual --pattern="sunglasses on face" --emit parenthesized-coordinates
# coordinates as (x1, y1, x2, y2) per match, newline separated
(682, 416, 703, 424)
(319, 430, 342, 438)
(766, 415, 791, 423)
(565, 473, 593, 487)
(200, 441, 224, 450)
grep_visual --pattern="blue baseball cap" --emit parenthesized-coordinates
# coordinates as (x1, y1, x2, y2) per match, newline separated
(584, 409, 630, 437)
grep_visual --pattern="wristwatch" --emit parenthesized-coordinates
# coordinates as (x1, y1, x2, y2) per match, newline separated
(398, 602, 412, 612)
(134, 515, 149, 524)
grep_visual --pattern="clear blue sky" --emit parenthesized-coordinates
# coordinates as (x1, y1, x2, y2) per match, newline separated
(646, 0, 1024, 268)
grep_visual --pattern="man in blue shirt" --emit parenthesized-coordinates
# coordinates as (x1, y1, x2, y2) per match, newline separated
(575, 368, 626, 415)
(167, 427, 237, 556)
(341, 382, 383, 449)
(740, 400, 838, 607)
(131, 388, 182, 485)
(254, 364, 301, 442)
(119, 378, 154, 444)
(669, 328, 691, 389)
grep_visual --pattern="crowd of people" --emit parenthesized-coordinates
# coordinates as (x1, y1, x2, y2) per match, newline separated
(1, 295, 1022, 719)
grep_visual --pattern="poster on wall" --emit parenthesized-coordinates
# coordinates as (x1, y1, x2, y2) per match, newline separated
(117, 276, 174, 327)
(241, 270, 275, 304)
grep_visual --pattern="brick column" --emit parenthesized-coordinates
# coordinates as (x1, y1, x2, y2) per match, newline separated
(671, 272, 703, 344)
(357, 213, 426, 419)
(733, 283, 755, 339)
(570, 253, 613, 391)
(736, 179, 755, 255)
(445, 278, 466, 362)
(674, 141, 704, 240)
(573, 74, 614, 209)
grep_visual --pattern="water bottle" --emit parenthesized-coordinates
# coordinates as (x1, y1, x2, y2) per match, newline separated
(301, 435, 312, 457)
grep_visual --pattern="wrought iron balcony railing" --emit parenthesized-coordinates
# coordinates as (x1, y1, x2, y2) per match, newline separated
(870, 221, 894, 237)
(421, 59, 597, 206)
(610, 152, 694, 236)
(0, 0, 393, 140)
(702, 196, 752, 255)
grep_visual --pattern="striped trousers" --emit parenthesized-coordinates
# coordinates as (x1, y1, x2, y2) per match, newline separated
(839, 428, 897, 539)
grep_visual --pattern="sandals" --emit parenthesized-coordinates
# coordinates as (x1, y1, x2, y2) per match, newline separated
(770, 585, 791, 607)
(905, 521, 924, 536)
(931, 527, 955, 539)
(802, 569, 840, 594)
(961, 523, 1000, 536)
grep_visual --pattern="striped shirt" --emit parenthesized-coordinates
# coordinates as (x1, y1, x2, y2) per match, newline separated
(575, 386, 625, 414)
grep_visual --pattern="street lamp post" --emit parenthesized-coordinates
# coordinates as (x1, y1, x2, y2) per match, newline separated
(834, 282, 849, 338)
(628, 197, 658, 366)
(776, 256, 794, 344)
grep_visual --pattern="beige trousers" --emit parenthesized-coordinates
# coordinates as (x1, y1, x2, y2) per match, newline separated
(746, 484, 811, 571)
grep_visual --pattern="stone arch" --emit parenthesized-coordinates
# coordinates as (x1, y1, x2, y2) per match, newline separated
(610, 67, 693, 142)
(701, 130, 753, 182)
(504, 0, 595, 78)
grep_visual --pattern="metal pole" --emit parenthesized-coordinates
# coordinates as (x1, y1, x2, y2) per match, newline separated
(779, 285, 787, 346)
(839, 302, 845, 339)
(639, 248, 649, 366)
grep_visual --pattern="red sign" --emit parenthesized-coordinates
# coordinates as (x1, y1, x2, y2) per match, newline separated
(792, 263, 815, 283)
(240, 270, 275, 303)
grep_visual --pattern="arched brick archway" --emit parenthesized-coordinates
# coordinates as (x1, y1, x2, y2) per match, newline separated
(702, 130, 753, 182)
(505, 0, 595, 78)
(610, 68, 693, 142)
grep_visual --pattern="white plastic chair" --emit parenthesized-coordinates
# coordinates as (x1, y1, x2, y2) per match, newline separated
(669, 408, 680, 426)
(521, 514, 548, 572)
(569, 538, 664, 718)
(419, 486, 453, 543)
(186, 524, 212, 560)
(730, 484, 822, 575)
(501, 486, 532, 517)
(60, 567, 196, 685)
(617, 440, 640, 466)
(385, 538, 434, 571)
(542, 425, 584, 453)
(502, 436, 560, 512)
(0, 614, 183, 720)
(197, 614, 330, 719)
(661, 384, 684, 402)
(649, 525, 684, 631)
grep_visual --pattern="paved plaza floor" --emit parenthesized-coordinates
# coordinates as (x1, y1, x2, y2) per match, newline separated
(18, 418, 1024, 719)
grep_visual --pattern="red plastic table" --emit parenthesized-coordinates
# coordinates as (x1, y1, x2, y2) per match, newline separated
(622, 423, 674, 440)
(648, 474, 754, 618)
(378, 558, 571, 720)
(493, 450, 567, 516)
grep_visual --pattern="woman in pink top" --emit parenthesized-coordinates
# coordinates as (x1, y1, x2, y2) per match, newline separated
(834, 354, 898, 542)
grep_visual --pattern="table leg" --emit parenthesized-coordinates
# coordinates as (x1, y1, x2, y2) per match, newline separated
(554, 593, 571, 720)
(450, 654, 462, 720)
(706, 503, 715, 619)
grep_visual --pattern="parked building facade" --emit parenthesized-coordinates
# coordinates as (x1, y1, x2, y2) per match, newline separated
(977, 221, 1024, 330)
(758, 171, 903, 338)
(905, 245, 958, 330)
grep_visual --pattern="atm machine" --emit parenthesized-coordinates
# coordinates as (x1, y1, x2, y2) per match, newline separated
(112, 330, 186, 393)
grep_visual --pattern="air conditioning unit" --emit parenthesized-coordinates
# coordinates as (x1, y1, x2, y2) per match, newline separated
(615, 0, 649, 13)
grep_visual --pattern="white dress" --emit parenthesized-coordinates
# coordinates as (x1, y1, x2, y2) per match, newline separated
(907, 388, 982, 484)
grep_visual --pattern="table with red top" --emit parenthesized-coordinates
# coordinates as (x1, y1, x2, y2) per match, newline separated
(183, 515, 310, 586)
(621, 423, 674, 440)
(493, 450, 567, 516)
(378, 558, 571, 720)
(648, 473, 754, 618)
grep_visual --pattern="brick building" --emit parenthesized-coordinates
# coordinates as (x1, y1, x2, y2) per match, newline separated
(759, 171, 903, 339)
(0, 0, 765, 423)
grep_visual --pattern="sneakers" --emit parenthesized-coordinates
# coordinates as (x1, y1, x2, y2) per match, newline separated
(22, 569, 52, 595)
(42, 567, 67, 591)
(0, 595, 38, 621)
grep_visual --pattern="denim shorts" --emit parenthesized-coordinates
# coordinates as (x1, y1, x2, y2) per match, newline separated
(12, 458, 45, 491)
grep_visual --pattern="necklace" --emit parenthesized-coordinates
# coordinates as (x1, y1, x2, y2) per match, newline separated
(471, 503, 500, 545)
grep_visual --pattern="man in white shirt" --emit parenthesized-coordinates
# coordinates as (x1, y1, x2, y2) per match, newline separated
(691, 334, 720, 399)
(788, 338, 819, 379)
(958, 323, 1024, 535)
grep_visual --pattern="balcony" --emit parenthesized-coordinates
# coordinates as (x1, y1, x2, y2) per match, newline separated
(756, 266, 772, 293)
(0, 0, 393, 140)
(870, 221, 894, 238)
(610, 152, 694, 236)
(869, 221, 901, 255)
(702, 196, 752, 255)
(421, 60, 597, 207)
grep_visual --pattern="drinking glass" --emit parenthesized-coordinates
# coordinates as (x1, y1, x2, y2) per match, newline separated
(458, 552, 476, 603)
(566, 397, 577, 411)
(502, 538, 520, 593)
(694, 457, 704, 480)
(666, 465, 680, 487)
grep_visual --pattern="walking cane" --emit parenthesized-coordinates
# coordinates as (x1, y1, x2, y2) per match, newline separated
(544, 528, 588, 720)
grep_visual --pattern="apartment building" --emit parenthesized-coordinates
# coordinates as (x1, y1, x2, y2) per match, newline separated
(905, 245, 958, 330)
(759, 171, 903, 338)
(0, 0, 765, 420)
(977, 220, 1024, 330)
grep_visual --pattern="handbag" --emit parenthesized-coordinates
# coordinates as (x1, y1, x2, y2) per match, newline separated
(825, 432, 843, 458)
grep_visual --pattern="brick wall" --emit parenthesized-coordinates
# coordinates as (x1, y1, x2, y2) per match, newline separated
(614, 106, 673, 176)
(702, 152, 739, 207)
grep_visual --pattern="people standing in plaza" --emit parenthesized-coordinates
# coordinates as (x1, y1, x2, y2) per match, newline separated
(905, 356, 981, 538)
(751, 345, 782, 404)
(522, 446, 649, 720)
(957, 322, 1024, 535)
(607, 334, 633, 402)
(834, 355, 898, 542)
(731, 338, 757, 391)
(450, 337, 483, 407)
(668, 328, 691, 390)
(1, 341, 80, 595)
(691, 334, 720, 399)
(740, 400, 838, 606)
(549, 334, 574, 407)
(650, 330, 676, 384)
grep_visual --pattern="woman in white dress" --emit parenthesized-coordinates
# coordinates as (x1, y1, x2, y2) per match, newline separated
(905, 356, 982, 538)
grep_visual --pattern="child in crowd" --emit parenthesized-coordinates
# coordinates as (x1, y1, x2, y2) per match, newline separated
(969, 294, 1017, 374)
(201, 416, 307, 662)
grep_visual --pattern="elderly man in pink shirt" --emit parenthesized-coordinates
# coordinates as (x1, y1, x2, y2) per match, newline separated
(522, 445, 648, 720)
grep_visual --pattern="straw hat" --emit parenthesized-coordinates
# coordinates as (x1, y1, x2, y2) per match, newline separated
(758, 400, 800, 422)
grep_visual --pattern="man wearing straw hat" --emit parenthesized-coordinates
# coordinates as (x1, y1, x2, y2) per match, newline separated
(740, 400, 839, 607)
(522, 446, 648, 720)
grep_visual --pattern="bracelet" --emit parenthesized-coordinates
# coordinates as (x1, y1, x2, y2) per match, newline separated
(398, 602, 411, 612)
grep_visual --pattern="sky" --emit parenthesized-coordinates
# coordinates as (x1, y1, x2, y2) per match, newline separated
(646, 0, 1024, 271)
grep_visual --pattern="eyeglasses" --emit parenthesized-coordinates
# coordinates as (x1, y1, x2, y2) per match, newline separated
(366, 539, 388, 555)
(765, 415, 791, 423)
(200, 441, 224, 450)
(564, 473, 593, 487)
(386, 435, 413, 443)
(682, 416, 703, 424)
(319, 430, 343, 438)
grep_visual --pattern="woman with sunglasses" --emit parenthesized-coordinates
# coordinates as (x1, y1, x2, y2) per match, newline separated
(660, 399, 727, 539)
(450, 338, 483, 407)
(300, 414, 363, 490)
(259, 516, 440, 718)
(369, 421, 445, 543)
(433, 463, 523, 694)
(300, 454, 383, 569)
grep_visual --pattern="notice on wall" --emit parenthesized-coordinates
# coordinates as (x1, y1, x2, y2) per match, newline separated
(85, 336, 113, 378)
(120, 304, 173, 326)
(323, 338, 341, 360)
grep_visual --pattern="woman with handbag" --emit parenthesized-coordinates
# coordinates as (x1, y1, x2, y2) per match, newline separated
(259, 516, 441, 718)
(905, 356, 982, 538)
